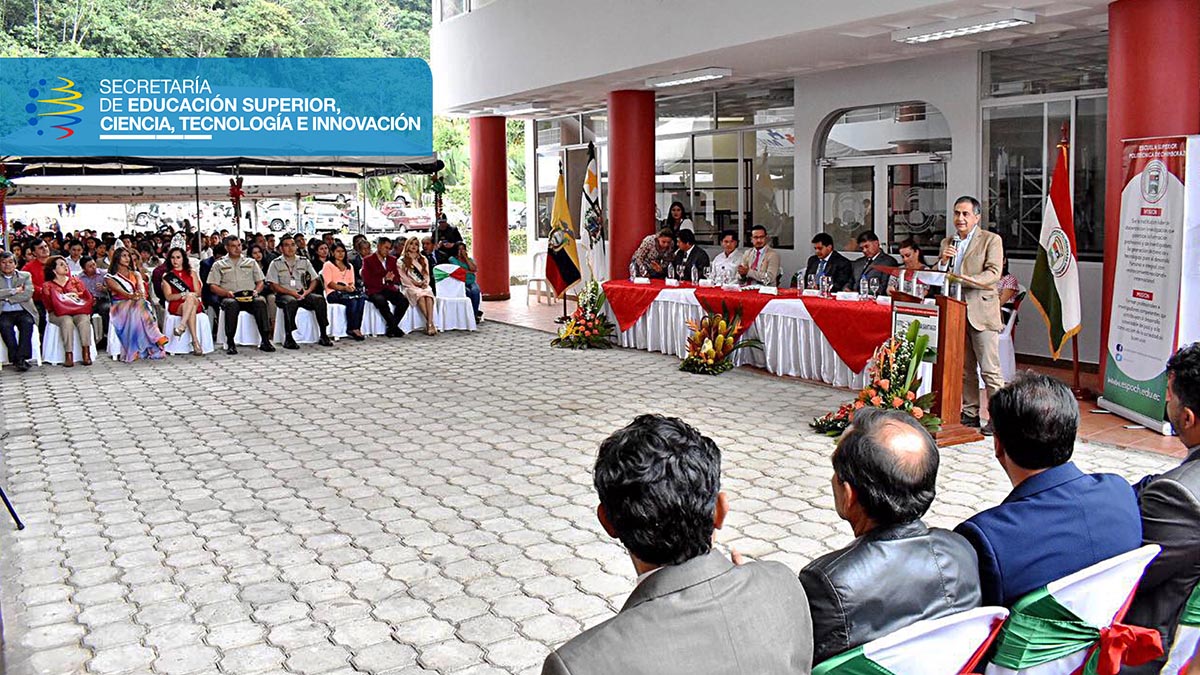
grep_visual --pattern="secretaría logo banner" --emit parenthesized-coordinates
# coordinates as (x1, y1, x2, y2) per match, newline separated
(0, 58, 432, 157)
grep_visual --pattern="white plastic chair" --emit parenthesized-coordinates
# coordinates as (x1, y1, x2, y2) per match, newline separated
(1160, 586, 1200, 675)
(41, 321, 96, 365)
(163, 313, 215, 355)
(986, 545, 1161, 675)
(273, 307, 320, 344)
(527, 251, 551, 306)
(326, 302, 348, 340)
(215, 311, 263, 347)
(0, 325, 43, 367)
(433, 264, 477, 332)
(998, 290, 1026, 383)
(813, 606, 1009, 675)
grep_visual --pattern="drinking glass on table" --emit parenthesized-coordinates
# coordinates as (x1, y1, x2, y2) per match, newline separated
(820, 276, 832, 298)
(869, 277, 880, 297)
(806, 274, 816, 291)
(629, 261, 637, 281)
(690, 265, 699, 284)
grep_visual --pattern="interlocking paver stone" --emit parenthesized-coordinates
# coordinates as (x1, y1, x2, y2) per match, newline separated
(0, 322, 1179, 674)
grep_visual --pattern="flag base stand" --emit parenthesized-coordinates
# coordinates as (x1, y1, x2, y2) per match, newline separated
(1069, 336, 1097, 402)
(554, 295, 570, 324)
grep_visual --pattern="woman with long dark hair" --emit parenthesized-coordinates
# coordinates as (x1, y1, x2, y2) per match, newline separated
(323, 242, 366, 341)
(662, 201, 694, 233)
(160, 247, 205, 356)
(105, 248, 168, 362)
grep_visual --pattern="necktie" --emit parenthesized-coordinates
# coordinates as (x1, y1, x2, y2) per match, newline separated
(862, 256, 873, 279)
(817, 260, 827, 280)
(753, 249, 762, 270)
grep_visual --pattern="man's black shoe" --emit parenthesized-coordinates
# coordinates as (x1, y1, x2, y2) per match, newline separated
(961, 414, 981, 428)
(260, 341, 276, 352)
(351, 333, 365, 342)
(980, 421, 994, 436)
(15, 359, 30, 372)
(283, 338, 300, 350)
(226, 345, 238, 355)
(318, 336, 334, 347)
(387, 328, 405, 338)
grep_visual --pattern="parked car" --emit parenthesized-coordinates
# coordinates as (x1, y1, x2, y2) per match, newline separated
(361, 206, 399, 234)
(260, 202, 295, 232)
(379, 202, 433, 233)
(303, 203, 351, 234)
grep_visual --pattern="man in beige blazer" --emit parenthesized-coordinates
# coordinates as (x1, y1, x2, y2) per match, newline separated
(937, 196, 1005, 435)
(739, 224, 781, 286)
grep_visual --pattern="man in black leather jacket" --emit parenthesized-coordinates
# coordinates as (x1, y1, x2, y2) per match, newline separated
(800, 409, 982, 665)
(1124, 342, 1200, 675)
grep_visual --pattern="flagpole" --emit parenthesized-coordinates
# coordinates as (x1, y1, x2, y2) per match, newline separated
(1070, 335, 1096, 401)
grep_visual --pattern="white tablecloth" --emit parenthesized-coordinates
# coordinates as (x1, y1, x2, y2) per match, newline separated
(607, 289, 932, 392)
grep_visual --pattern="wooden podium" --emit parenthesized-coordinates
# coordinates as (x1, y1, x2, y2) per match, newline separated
(932, 295, 984, 446)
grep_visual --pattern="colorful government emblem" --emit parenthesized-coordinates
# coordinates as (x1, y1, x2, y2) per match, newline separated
(27, 76, 84, 140)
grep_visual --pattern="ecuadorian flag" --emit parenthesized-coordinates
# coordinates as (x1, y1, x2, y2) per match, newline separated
(546, 165, 582, 296)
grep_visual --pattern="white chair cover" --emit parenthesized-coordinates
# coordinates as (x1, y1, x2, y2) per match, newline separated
(163, 313, 215, 355)
(326, 302, 348, 339)
(41, 321, 96, 365)
(433, 264, 477, 332)
(361, 302, 390, 336)
(107, 322, 120, 360)
(0, 325, 43, 367)
(863, 607, 1009, 675)
(1162, 624, 1200, 675)
(399, 304, 429, 334)
(986, 545, 1161, 675)
(273, 307, 320, 344)
(215, 311, 263, 347)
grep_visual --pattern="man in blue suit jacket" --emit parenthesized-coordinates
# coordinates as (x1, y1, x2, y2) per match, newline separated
(955, 372, 1142, 607)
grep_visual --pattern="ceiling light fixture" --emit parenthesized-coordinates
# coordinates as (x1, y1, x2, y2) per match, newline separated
(645, 67, 732, 89)
(892, 9, 1035, 45)
(493, 102, 549, 116)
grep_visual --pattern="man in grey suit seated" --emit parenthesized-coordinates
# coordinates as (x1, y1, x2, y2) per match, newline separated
(800, 409, 981, 665)
(542, 414, 814, 675)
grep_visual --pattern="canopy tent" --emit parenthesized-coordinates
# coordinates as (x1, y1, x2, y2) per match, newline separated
(5, 170, 359, 204)
(3, 154, 441, 178)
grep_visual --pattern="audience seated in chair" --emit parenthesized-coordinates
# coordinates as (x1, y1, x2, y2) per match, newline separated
(160, 247, 206, 357)
(78, 256, 111, 349)
(208, 236, 274, 355)
(399, 237, 437, 336)
(323, 242, 366, 341)
(542, 414, 814, 674)
(360, 237, 410, 338)
(0, 251, 38, 371)
(105, 248, 168, 363)
(1124, 342, 1200, 675)
(800, 408, 981, 665)
(266, 237, 333, 349)
(43, 255, 94, 367)
(449, 242, 482, 322)
(955, 372, 1142, 607)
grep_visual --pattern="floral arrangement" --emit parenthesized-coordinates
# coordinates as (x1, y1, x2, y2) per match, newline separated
(551, 280, 616, 349)
(680, 304, 763, 375)
(810, 320, 942, 436)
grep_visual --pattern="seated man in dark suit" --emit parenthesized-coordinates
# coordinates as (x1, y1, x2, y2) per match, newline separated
(1124, 343, 1200, 675)
(671, 229, 710, 282)
(849, 231, 899, 295)
(803, 232, 853, 291)
(955, 372, 1142, 607)
(543, 415, 813, 675)
(801, 409, 981, 665)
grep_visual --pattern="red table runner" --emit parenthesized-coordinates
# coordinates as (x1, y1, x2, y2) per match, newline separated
(800, 296, 893, 373)
(693, 286, 801, 336)
(603, 280, 668, 331)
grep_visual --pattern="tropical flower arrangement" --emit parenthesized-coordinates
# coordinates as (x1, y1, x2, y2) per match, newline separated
(680, 304, 763, 375)
(551, 280, 616, 349)
(810, 320, 942, 436)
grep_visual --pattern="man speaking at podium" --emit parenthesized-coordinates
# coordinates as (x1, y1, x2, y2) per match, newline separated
(937, 196, 1005, 435)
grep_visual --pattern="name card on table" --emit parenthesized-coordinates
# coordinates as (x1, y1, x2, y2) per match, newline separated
(665, 278, 680, 287)
(633, 277, 651, 285)
(758, 286, 778, 295)
(802, 289, 821, 297)
(698, 280, 716, 287)
(835, 291, 860, 301)
(721, 284, 742, 292)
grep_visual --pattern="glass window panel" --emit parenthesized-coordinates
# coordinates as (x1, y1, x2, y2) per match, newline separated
(751, 127, 794, 249)
(440, 0, 467, 21)
(582, 110, 607, 143)
(822, 166, 874, 251)
(1074, 97, 1106, 261)
(535, 152, 560, 239)
(690, 133, 741, 246)
(657, 93, 713, 135)
(983, 103, 1044, 258)
(823, 103, 950, 158)
(536, 116, 581, 151)
(655, 136, 691, 236)
(888, 163, 946, 255)
(984, 33, 1108, 98)
(717, 84, 794, 129)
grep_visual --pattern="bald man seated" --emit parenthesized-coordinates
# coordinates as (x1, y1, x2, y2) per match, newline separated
(800, 409, 982, 665)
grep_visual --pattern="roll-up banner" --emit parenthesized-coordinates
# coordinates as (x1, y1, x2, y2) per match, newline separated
(1099, 136, 1200, 434)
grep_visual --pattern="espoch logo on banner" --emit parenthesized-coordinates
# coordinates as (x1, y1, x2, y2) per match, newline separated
(26, 76, 84, 140)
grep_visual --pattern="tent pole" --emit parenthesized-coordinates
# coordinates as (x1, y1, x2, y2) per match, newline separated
(194, 168, 202, 253)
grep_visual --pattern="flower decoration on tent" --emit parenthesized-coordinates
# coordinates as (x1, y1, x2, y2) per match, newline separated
(680, 303, 763, 375)
(228, 176, 244, 229)
(810, 320, 942, 436)
(551, 280, 615, 349)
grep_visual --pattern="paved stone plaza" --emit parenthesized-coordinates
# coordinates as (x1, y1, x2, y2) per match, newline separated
(0, 322, 1179, 675)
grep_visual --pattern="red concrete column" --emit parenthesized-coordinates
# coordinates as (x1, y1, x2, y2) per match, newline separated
(470, 115, 510, 300)
(607, 90, 656, 280)
(1101, 0, 1200, 378)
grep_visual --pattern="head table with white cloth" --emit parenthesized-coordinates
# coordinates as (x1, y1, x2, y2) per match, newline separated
(602, 280, 932, 392)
